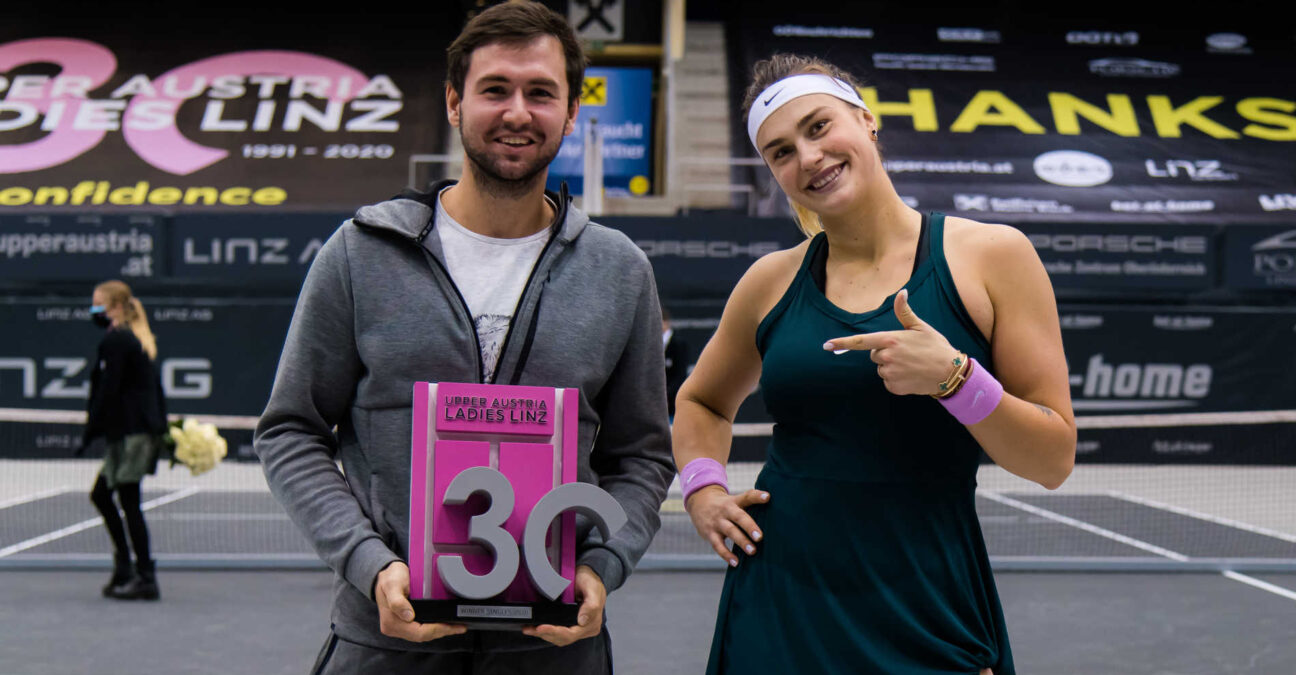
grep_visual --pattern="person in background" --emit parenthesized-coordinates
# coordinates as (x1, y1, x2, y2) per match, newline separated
(673, 53, 1076, 674)
(662, 306, 689, 420)
(254, 3, 674, 672)
(79, 279, 167, 601)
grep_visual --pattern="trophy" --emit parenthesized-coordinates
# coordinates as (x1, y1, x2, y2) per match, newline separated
(407, 381, 626, 629)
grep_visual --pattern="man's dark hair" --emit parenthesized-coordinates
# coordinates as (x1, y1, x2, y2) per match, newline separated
(447, 1, 588, 107)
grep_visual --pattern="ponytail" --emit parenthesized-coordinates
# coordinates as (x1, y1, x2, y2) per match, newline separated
(94, 280, 158, 360)
(789, 200, 823, 238)
(124, 297, 157, 360)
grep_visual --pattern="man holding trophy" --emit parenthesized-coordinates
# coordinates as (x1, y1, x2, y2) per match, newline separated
(254, 3, 674, 672)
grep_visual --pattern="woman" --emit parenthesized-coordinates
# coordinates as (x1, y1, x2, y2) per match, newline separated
(673, 54, 1076, 674)
(80, 280, 167, 600)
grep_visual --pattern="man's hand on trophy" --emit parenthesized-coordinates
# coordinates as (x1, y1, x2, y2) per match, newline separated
(522, 564, 607, 646)
(374, 561, 468, 642)
(686, 486, 769, 567)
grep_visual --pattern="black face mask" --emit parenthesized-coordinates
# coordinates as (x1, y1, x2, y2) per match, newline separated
(90, 307, 111, 328)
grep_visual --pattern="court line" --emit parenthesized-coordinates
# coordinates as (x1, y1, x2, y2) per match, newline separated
(977, 490, 1190, 561)
(151, 513, 291, 521)
(1221, 571, 1296, 603)
(0, 486, 201, 559)
(0, 408, 259, 430)
(985, 490, 1296, 602)
(0, 486, 73, 511)
(1104, 490, 1296, 545)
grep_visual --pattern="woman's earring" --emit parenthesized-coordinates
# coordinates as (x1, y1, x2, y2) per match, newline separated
(871, 129, 879, 140)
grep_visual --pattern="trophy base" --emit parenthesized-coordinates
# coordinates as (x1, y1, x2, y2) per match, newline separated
(410, 598, 579, 631)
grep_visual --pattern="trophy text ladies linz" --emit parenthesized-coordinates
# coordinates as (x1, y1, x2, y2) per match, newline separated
(408, 381, 626, 628)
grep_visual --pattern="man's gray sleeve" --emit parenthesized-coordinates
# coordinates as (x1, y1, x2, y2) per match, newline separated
(577, 255, 676, 592)
(254, 226, 401, 600)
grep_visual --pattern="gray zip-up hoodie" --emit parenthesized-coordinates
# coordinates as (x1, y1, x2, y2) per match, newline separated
(254, 181, 674, 653)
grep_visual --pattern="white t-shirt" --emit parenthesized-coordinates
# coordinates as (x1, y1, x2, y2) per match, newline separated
(435, 192, 551, 383)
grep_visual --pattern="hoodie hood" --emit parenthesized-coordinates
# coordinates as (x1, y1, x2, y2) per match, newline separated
(350, 179, 588, 245)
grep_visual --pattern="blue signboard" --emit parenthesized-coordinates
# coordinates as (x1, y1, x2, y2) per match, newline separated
(1223, 225, 1296, 290)
(0, 213, 161, 281)
(169, 213, 346, 286)
(547, 68, 654, 197)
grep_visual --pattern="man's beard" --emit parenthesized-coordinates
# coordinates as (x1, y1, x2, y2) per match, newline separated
(460, 125, 561, 200)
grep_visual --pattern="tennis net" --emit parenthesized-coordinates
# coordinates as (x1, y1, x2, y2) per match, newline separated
(3, 408, 1295, 572)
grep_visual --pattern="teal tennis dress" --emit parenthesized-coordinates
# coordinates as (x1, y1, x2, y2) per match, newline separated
(706, 213, 1013, 674)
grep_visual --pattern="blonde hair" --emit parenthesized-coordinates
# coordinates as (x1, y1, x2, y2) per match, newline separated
(742, 54, 870, 239)
(95, 280, 157, 360)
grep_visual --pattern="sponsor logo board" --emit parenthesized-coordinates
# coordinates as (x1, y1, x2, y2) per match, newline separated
(1089, 58, 1180, 78)
(937, 27, 1001, 44)
(1033, 151, 1113, 187)
(872, 53, 995, 72)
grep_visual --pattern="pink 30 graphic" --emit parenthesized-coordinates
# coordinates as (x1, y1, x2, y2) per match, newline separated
(409, 381, 625, 624)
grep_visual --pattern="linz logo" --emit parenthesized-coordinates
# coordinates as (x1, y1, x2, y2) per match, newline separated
(182, 237, 325, 265)
(1089, 58, 1179, 78)
(1067, 31, 1138, 46)
(1145, 160, 1237, 182)
(1259, 194, 1296, 212)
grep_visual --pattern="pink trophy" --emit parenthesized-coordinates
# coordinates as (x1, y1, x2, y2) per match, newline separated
(408, 381, 625, 628)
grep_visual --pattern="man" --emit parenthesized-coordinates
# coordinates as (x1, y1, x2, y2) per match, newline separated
(254, 3, 674, 672)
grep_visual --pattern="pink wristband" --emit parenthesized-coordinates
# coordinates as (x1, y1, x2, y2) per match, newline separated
(680, 458, 728, 502)
(939, 358, 1003, 425)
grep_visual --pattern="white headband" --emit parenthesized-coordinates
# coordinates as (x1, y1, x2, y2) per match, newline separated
(747, 74, 870, 151)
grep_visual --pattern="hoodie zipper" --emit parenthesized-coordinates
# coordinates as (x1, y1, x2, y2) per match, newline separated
(416, 244, 486, 384)
(414, 181, 570, 386)
(490, 189, 565, 384)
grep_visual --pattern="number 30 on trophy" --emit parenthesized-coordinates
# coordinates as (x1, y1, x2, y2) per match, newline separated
(407, 381, 626, 628)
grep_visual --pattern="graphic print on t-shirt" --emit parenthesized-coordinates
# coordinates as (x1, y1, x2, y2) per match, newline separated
(435, 187, 551, 384)
(475, 313, 511, 382)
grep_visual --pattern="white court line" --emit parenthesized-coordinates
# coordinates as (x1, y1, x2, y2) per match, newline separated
(977, 490, 1190, 561)
(0, 486, 72, 511)
(983, 490, 1296, 602)
(0, 408, 259, 430)
(152, 513, 289, 521)
(0, 486, 201, 559)
(1222, 571, 1296, 603)
(1104, 490, 1296, 545)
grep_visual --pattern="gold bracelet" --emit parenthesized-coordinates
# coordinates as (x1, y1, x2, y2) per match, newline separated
(932, 352, 970, 399)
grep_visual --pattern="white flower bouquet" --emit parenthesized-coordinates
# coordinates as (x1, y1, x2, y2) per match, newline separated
(166, 418, 227, 476)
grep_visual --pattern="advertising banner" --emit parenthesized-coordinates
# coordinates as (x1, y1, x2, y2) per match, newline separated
(728, 10, 1296, 225)
(549, 68, 655, 197)
(1060, 305, 1296, 464)
(0, 213, 160, 280)
(1016, 222, 1216, 291)
(1059, 307, 1296, 415)
(169, 212, 347, 286)
(605, 213, 804, 301)
(659, 303, 1296, 464)
(1223, 225, 1296, 289)
(0, 298, 293, 419)
(1, 13, 459, 210)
